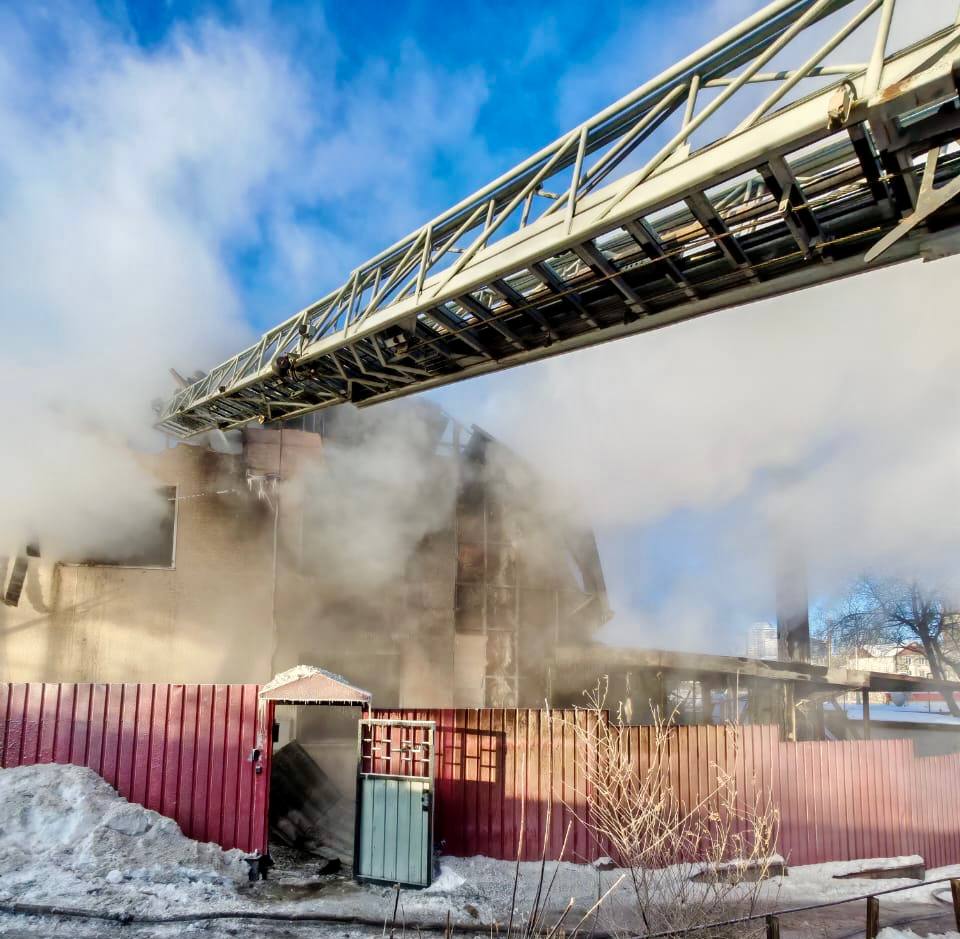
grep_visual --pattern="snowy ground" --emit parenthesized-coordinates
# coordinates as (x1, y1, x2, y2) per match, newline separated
(837, 703, 960, 726)
(878, 931, 960, 939)
(1, 764, 959, 938)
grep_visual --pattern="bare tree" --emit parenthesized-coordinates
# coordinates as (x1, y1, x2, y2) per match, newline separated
(562, 680, 779, 938)
(820, 576, 960, 716)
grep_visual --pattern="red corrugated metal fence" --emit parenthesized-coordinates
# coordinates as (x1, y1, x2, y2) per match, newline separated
(376, 709, 960, 868)
(0, 683, 269, 853)
(2, 688, 957, 868)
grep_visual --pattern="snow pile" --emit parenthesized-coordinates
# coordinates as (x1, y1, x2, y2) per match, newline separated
(878, 931, 960, 939)
(0, 764, 246, 912)
(424, 865, 467, 893)
(0, 768, 957, 934)
(827, 855, 925, 878)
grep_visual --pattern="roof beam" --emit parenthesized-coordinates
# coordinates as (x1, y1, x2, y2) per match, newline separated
(554, 645, 859, 688)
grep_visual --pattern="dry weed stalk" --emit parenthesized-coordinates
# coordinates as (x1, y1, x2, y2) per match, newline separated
(564, 679, 780, 938)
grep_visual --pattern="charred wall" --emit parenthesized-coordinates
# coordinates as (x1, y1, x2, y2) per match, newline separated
(0, 411, 609, 712)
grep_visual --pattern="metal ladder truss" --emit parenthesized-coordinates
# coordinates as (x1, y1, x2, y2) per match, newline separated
(157, 0, 960, 438)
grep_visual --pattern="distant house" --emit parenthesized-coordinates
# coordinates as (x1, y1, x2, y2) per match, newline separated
(894, 643, 932, 678)
(835, 643, 932, 678)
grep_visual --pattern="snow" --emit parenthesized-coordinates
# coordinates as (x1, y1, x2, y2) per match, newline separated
(815, 855, 924, 877)
(878, 931, 960, 939)
(259, 664, 370, 699)
(424, 866, 466, 893)
(0, 764, 247, 914)
(836, 704, 960, 726)
(1, 763, 958, 935)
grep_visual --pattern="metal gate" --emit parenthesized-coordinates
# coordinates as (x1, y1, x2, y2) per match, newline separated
(355, 718, 434, 888)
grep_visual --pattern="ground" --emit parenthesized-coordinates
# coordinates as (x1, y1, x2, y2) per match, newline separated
(3, 853, 959, 939)
(1, 765, 959, 938)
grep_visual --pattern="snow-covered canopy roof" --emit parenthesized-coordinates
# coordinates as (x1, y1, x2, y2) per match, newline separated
(259, 665, 371, 705)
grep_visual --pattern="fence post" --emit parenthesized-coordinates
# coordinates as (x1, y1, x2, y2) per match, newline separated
(951, 879, 960, 931)
(866, 896, 880, 939)
(766, 913, 781, 939)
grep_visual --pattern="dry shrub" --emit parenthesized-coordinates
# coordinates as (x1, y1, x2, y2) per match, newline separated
(563, 679, 780, 938)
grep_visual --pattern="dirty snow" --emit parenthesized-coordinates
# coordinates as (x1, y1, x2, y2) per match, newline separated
(0, 764, 247, 914)
(877, 931, 960, 939)
(1, 763, 958, 936)
(424, 865, 467, 893)
(832, 855, 925, 873)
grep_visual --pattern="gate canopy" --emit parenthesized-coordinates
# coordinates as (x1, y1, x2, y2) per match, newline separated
(259, 665, 371, 706)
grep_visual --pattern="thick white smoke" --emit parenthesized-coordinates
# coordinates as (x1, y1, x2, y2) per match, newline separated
(3, 0, 958, 663)
(0, 6, 488, 563)
(0, 12, 290, 558)
(296, 403, 459, 600)
(475, 257, 960, 652)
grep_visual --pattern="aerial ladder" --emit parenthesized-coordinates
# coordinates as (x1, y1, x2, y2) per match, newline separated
(157, 0, 960, 438)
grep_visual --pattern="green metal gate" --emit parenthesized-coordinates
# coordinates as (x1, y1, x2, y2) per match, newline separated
(355, 718, 435, 888)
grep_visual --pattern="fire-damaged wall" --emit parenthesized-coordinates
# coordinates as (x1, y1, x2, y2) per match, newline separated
(454, 430, 609, 707)
(0, 403, 609, 711)
(0, 442, 278, 685)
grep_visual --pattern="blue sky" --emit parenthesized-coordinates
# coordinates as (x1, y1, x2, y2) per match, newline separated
(3, 0, 959, 654)
(81, 0, 778, 645)
(81, 0, 768, 333)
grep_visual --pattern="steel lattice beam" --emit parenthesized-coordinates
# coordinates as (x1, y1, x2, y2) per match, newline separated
(157, 0, 960, 437)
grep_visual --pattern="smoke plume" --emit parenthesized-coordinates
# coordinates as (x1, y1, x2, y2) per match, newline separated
(296, 403, 459, 601)
(476, 257, 960, 652)
(0, 5, 487, 563)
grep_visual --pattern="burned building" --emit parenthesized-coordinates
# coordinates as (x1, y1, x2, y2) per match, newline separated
(0, 401, 609, 709)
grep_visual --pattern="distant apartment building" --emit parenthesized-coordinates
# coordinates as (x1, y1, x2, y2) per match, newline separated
(746, 621, 778, 660)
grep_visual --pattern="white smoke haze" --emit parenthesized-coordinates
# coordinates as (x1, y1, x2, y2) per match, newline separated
(0, 5, 488, 562)
(3, 0, 959, 664)
(297, 403, 458, 600)
(475, 257, 960, 653)
(0, 9, 282, 557)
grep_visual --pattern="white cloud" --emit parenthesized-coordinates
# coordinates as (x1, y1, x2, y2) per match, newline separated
(0, 5, 490, 559)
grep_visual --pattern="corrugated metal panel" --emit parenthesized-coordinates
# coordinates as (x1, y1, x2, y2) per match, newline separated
(3, 690, 958, 866)
(376, 709, 960, 867)
(0, 683, 269, 854)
